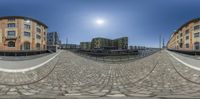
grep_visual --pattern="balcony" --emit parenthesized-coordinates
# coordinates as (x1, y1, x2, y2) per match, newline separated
(5, 36, 17, 40)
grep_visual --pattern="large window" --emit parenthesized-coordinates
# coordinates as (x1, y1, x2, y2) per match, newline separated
(24, 42, 30, 50)
(36, 34, 41, 39)
(24, 32, 31, 37)
(194, 32, 200, 38)
(194, 25, 200, 31)
(24, 24, 31, 30)
(36, 43, 40, 50)
(8, 41, 15, 47)
(36, 28, 41, 33)
(194, 42, 200, 50)
(186, 36, 189, 40)
(186, 43, 189, 48)
(180, 33, 182, 37)
(7, 23, 15, 28)
(185, 29, 189, 35)
(7, 31, 16, 38)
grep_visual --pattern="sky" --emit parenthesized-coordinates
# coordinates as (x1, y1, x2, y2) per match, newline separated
(0, 0, 200, 47)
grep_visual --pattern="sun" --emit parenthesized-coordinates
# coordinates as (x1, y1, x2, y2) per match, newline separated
(96, 19, 105, 25)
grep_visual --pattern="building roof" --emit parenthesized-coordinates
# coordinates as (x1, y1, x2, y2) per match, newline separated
(167, 17, 200, 47)
(0, 16, 48, 28)
(113, 37, 128, 40)
(92, 37, 128, 40)
(174, 17, 200, 34)
(92, 37, 111, 40)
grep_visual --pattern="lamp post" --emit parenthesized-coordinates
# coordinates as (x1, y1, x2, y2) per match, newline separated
(159, 35, 162, 52)
(66, 37, 68, 49)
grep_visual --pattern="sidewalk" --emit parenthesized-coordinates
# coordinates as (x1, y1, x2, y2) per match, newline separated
(167, 50, 200, 70)
(0, 50, 61, 70)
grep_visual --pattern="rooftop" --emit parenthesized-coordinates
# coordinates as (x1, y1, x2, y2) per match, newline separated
(0, 16, 48, 28)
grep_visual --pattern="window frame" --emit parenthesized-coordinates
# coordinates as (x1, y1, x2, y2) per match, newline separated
(7, 23, 16, 28)
(24, 32, 31, 37)
(7, 31, 16, 38)
(194, 32, 200, 38)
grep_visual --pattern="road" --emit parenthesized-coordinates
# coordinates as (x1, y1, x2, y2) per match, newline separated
(0, 51, 60, 71)
(0, 50, 200, 99)
(167, 50, 200, 70)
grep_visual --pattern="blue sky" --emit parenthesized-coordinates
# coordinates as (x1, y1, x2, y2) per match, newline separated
(0, 0, 200, 47)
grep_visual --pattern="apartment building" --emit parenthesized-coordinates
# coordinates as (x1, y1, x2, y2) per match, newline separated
(0, 16, 47, 51)
(167, 18, 200, 51)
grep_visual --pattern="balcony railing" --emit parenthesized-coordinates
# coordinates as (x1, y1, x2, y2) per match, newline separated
(6, 36, 17, 40)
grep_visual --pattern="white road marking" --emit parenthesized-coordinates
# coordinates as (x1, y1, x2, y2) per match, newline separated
(0, 51, 61, 72)
(167, 51, 200, 71)
(65, 93, 81, 96)
(107, 94, 125, 97)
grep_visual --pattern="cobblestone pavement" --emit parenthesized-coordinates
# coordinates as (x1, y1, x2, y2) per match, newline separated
(0, 50, 200, 98)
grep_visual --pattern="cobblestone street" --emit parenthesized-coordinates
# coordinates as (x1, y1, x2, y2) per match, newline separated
(0, 50, 200, 98)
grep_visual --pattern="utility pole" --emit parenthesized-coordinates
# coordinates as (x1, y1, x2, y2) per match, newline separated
(163, 37, 165, 49)
(66, 37, 68, 49)
(159, 35, 161, 52)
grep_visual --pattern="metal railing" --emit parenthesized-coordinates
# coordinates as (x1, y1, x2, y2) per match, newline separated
(70, 49, 159, 63)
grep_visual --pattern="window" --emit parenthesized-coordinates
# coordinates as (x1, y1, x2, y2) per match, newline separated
(24, 32, 31, 37)
(37, 23, 41, 27)
(194, 25, 200, 31)
(179, 43, 183, 48)
(194, 32, 200, 38)
(186, 43, 189, 48)
(36, 43, 40, 50)
(36, 28, 41, 33)
(180, 39, 183, 42)
(185, 29, 189, 35)
(7, 31, 16, 38)
(8, 41, 15, 47)
(7, 23, 15, 28)
(194, 42, 200, 50)
(186, 36, 189, 40)
(24, 24, 31, 30)
(8, 18, 15, 22)
(36, 34, 41, 39)
(24, 42, 30, 50)
(180, 33, 182, 37)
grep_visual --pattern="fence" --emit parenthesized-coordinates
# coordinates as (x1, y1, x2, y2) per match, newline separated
(71, 49, 159, 63)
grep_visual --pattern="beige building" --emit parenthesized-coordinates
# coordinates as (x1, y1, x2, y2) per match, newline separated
(167, 18, 200, 51)
(0, 16, 48, 51)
